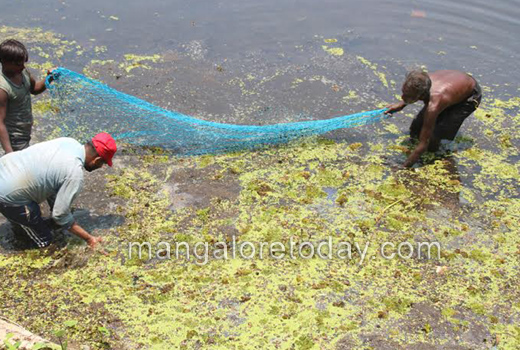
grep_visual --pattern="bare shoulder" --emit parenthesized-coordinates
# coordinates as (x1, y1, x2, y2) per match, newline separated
(430, 70, 474, 83)
(429, 70, 475, 105)
(0, 89, 7, 105)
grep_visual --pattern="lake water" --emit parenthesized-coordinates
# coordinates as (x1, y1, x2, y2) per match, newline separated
(1, 0, 519, 167)
(2, 0, 519, 89)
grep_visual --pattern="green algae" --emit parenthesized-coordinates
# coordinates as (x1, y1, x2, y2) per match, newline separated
(356, 56, 389, 88)
(321, 46, 344, 56)
(342, 90, 359, 102)
(32, 99, 58, 115)
(120, 54, 162, 73)
(0, 26, 79, 62)
(0, 29, 519, 350)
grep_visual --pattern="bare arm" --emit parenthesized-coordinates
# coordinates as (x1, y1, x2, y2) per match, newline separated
(385, 100, 408, 114)
(0, 90, 13, 154)
(52, 171, 105, 252)
(28, 70, 47, 95)
(68, 222, 103, 249)
(403, 104, 440, 167)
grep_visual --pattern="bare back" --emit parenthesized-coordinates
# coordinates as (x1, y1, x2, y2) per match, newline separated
(429, 70, 476, 107)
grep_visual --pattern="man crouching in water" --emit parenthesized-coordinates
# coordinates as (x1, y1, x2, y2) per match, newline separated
(386, 70, 482, 168)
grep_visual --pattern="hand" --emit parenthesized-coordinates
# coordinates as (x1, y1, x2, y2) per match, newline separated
(88, 235, 102, 248)
(46, 67, 58, 82)
(402, 161, 415, 169)
(385, 102, 406, 115)
(87, 236, 108, 255)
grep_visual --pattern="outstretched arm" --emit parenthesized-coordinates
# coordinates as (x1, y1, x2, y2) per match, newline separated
(385, 101, 407, 114)
(0, 90, 13, 153)
(28, 69, 52, 95)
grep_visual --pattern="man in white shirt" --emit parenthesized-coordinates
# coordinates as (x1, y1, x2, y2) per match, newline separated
(0, 132, 117, 249)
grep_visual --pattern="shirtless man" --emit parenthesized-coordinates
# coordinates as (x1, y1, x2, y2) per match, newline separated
(386, 70, 482, 167)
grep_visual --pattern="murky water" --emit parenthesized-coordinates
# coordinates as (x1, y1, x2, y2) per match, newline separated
(2, 0, 519, 88)
(3, 0, 518, 199)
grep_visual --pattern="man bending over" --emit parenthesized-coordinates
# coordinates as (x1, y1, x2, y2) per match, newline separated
(0, 133, 117, 249)
(386, 70, 482, 167)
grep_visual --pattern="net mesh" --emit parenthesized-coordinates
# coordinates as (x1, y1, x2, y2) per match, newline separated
(46, 67, 389, 155)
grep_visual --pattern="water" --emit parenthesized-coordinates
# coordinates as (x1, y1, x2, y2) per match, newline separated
(3, 0, 517, 188)
(1, 0, 518, 181)
(1, 0, 519, 89)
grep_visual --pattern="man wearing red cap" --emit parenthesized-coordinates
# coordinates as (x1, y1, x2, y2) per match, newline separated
(0, 133, 117, 249)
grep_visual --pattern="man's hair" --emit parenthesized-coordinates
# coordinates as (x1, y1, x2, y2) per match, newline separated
(403, 70, 431, 99)
(0, 39, 29, 63)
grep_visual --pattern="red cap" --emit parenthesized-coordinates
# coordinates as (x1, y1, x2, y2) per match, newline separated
(92, 132, 117, 166)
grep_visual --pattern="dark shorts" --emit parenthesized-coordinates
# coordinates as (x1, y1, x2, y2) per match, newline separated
(410, 79, 482, 141)
(9, 136, 31, 151)
(0, 201, 53, 248)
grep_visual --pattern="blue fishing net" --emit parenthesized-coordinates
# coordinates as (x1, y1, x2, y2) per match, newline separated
(46, 67, 388, 155)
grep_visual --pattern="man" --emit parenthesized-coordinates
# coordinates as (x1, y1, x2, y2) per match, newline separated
(386, 70, 482, 167)
(0, 39, 52, 153)
(0, 133, 117, 249)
